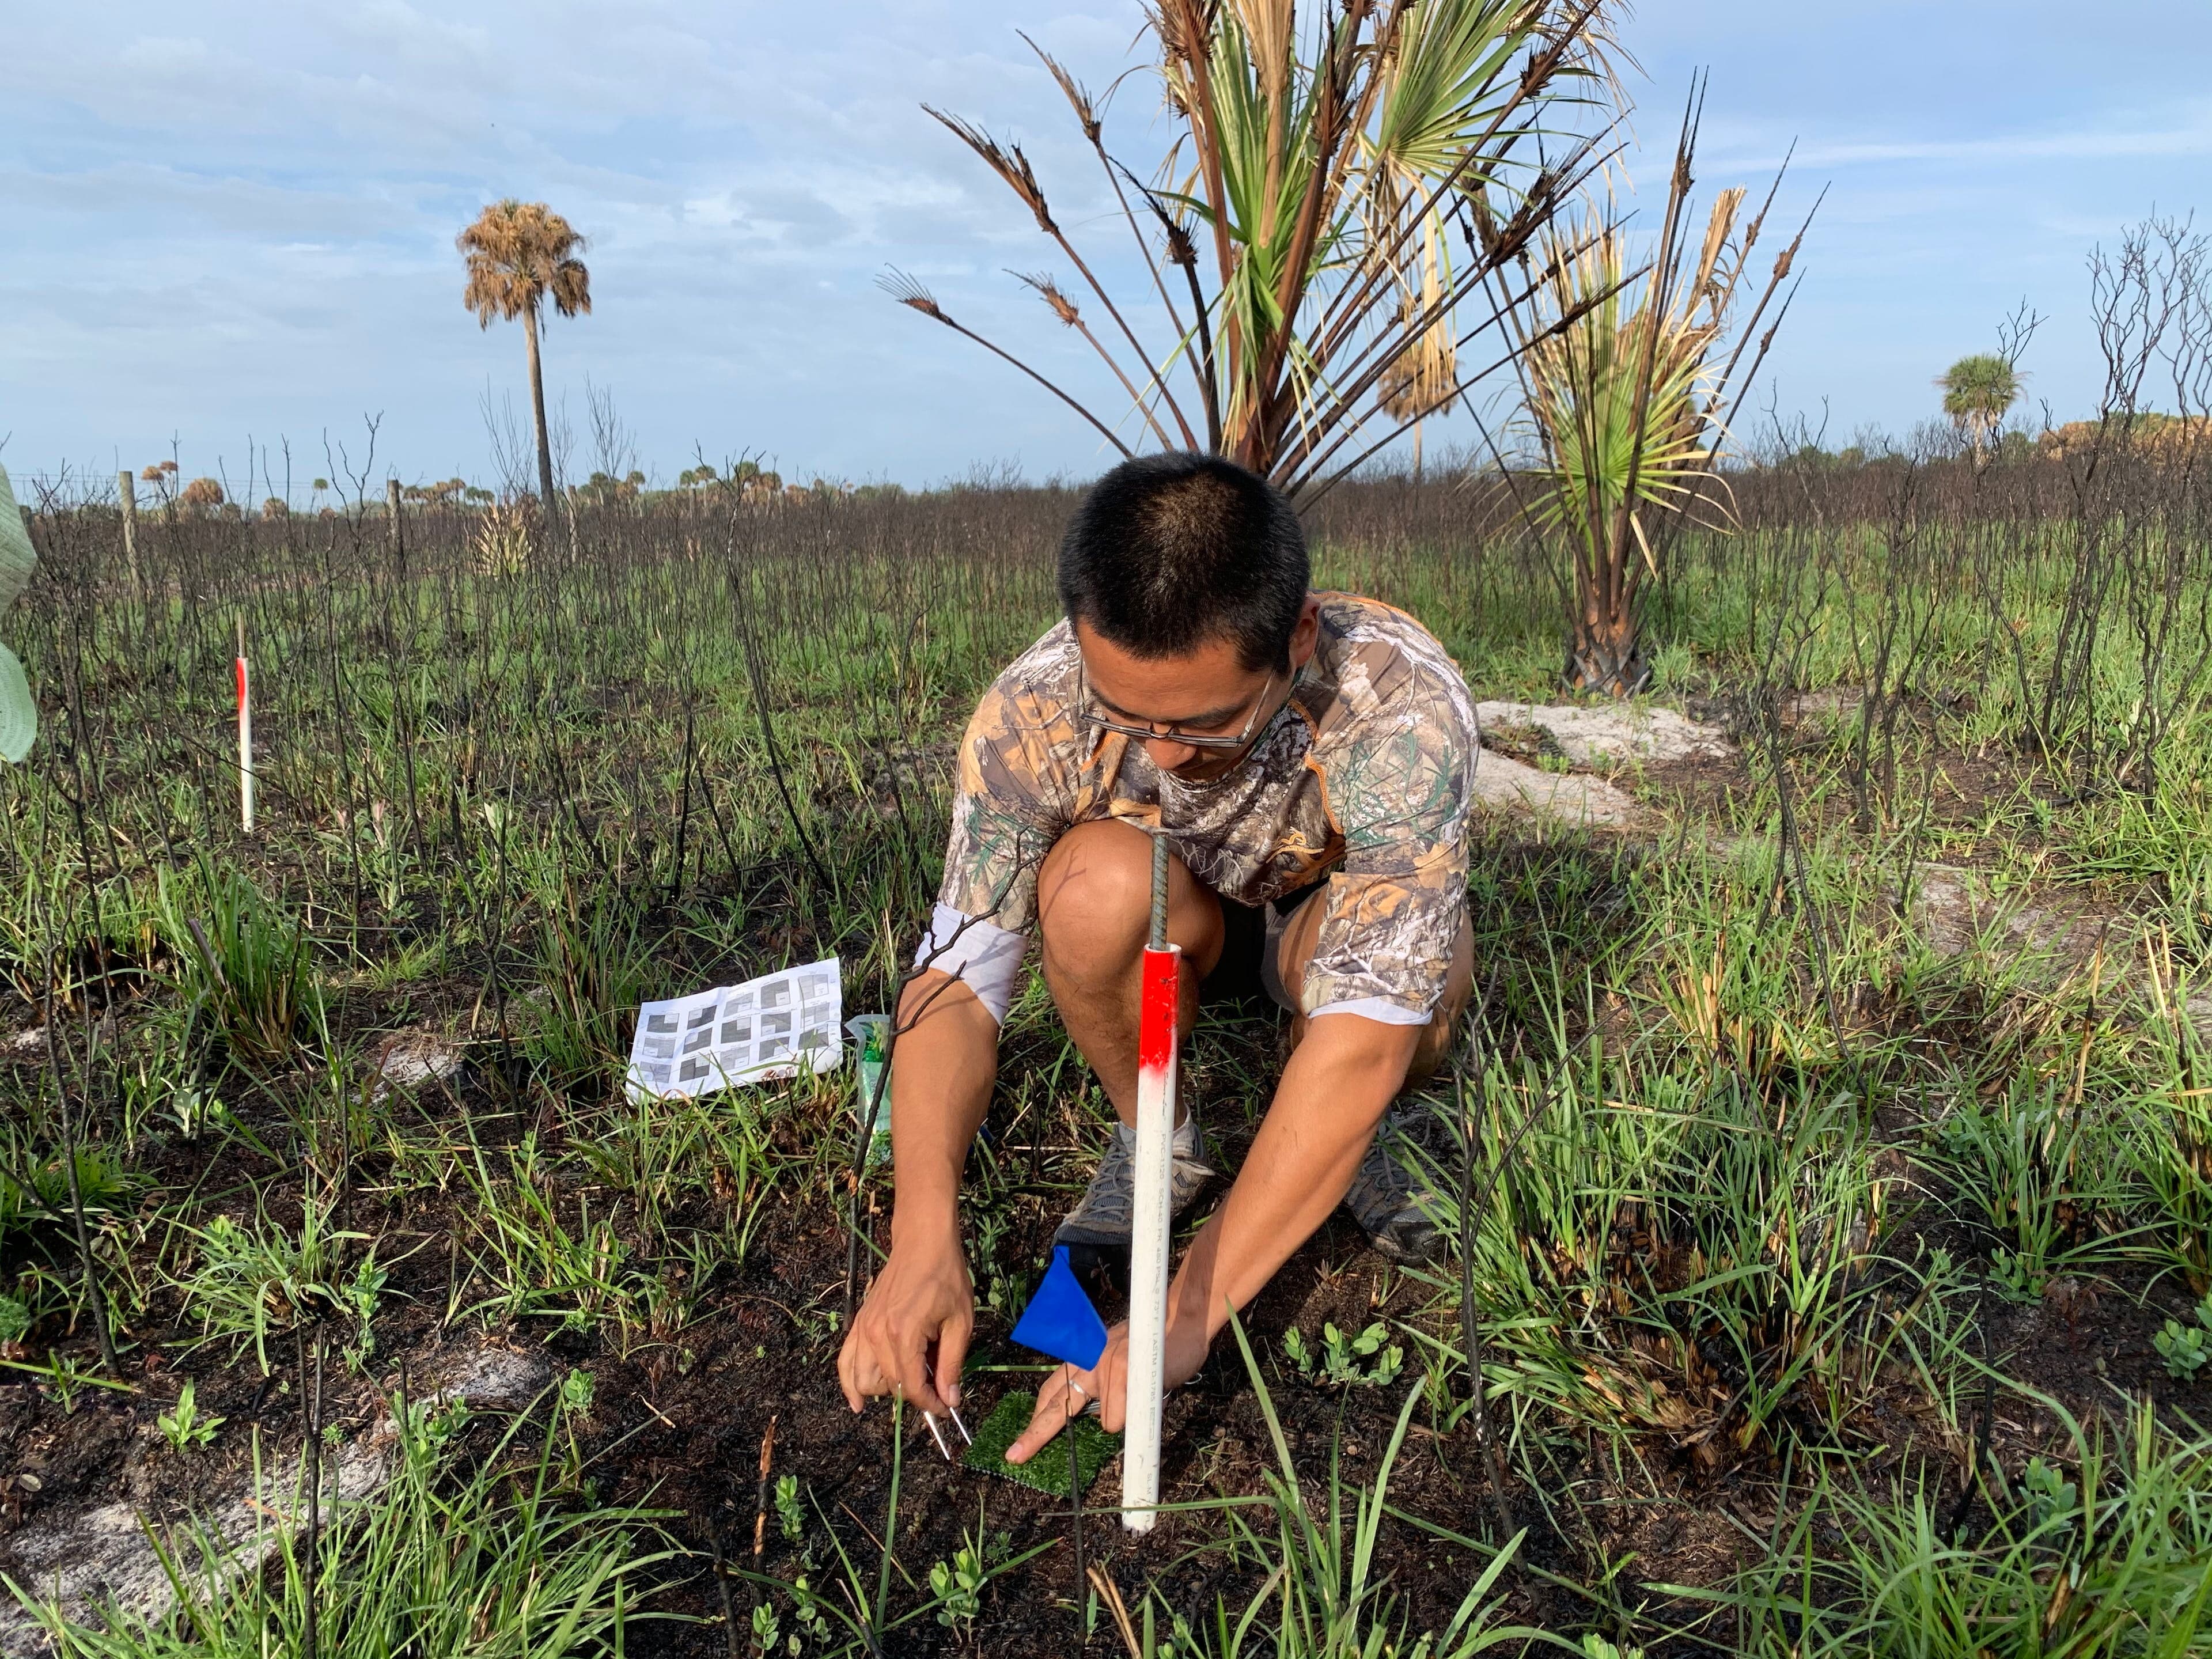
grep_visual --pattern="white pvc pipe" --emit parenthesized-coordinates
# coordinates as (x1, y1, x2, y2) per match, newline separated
(1122, 938, 1179, 1532)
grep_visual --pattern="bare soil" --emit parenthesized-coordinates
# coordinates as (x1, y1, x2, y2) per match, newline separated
(5, 728, 2209, 1654)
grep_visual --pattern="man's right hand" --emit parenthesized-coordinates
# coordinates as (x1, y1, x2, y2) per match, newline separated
(836, 965, 997, 1419)
(836, 1221, 974, 1418)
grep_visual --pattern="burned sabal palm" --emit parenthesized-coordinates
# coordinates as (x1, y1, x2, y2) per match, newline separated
(887, 0, 1623, 497)
(1495, 90, 1815, 695)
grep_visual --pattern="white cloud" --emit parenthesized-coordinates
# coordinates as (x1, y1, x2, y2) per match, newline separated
(1706, 108, 2212, 175)
(4, 0, 2209, 484)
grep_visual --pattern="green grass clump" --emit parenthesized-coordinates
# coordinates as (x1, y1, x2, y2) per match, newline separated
(170, 1198, 381, 1375)
(1714, 1396, 2212, 1657)
(158, 860, 319, 1066)
(8, 1392, 679, 1655)
(961, 1390, 1119, 1495)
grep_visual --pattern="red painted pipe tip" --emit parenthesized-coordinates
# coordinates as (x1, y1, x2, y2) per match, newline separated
(1138, 945, 1179, 1074)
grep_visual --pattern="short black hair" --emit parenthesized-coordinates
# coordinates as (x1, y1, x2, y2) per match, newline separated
(1058, 453, 1309, 672)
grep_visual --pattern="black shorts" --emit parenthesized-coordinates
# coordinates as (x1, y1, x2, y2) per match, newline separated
(1199, 878, 1328, 1010)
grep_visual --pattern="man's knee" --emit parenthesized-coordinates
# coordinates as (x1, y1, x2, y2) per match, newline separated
(1039, 820, 1228, 983)
(1038, 820, 1154, 968)
(1279, 906, 1472, 1088)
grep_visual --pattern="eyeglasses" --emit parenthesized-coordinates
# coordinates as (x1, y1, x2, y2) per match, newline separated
(1075, 661, 1289, 753)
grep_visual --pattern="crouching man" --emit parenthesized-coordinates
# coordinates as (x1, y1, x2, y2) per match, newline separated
(836, 452, 1477, 1461)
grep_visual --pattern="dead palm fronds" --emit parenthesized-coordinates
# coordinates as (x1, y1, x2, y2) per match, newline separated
(888, 0, 1626, 497)
(1378, 217, 1460, 481)
(473, 500, 535, 578)
(1493, 81, 1818, 695)
(458, 200, 592, 515)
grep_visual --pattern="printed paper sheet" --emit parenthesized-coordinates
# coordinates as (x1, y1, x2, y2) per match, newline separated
(624, 956, 843, 1103)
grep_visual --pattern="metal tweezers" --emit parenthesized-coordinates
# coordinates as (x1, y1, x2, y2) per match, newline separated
(922, 1407, 972, 1461)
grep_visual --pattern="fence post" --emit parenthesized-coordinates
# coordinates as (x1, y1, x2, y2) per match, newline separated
(118, 469, 138, 588)
(386, 478, 404, 571)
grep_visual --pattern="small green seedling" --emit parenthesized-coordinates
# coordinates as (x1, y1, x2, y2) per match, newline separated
(788, 1574, 832, 1646)
(341, 1257, 387, 1373)
(553, 1367, 595, 1487)
(2154, 1296, 2212, 1380)
(158, 1379, 224, 1453)
(751, 1578, 828, 1659)
(1988, 1247, 2047, 1307)
(2154, 1321, 2209, 1380)
(775, 1472, 805, 1543)
(1284, 1320, 1404, 1388)
(404, 1395, 472, 1449)
(170, 1084, 225, 1141)
(36, 1357, 83, 1414)
(0, 1294, 29, 1349)
(558, 1366, 596, 1416)
(2020, 1455, 2078, 1531)
(929, 1542, 985, 1637)
(960, 1392, 1120, 1496)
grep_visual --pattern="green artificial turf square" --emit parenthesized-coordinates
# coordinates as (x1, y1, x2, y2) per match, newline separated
(961, 1391, 1120, 1496)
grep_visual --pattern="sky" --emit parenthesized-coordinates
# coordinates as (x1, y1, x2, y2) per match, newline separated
(4, 1, 2210, 495)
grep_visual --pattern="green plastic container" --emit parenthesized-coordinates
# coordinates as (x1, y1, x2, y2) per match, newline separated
(846, 1014, 892, 1169)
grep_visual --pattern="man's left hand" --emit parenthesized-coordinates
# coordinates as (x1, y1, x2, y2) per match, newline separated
(1004, 1313, 1212, 1464)
(1002, 1010, 1425, 1468)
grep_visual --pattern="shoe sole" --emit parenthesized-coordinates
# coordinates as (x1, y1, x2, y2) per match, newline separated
(1054, 1238, 1127, 1306)
(1052, 1222, 1130, 1251)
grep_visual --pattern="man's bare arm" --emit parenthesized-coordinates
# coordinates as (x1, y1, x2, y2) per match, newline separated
(885, 967, 999, 1237)
(1168, 1009, 1420, 1342)
(835, 966, 998, 1415)
(1007, 1009, 1418, 1457)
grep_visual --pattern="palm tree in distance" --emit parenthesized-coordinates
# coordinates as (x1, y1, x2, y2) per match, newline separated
(458, 200, 592, 511)
(1937, 353, 2022, 463)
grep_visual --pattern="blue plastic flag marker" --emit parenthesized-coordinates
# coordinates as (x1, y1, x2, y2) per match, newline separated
(1010, 1245, 1109, 1372)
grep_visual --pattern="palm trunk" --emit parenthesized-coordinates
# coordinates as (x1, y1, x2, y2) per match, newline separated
(1566, 515, 1647, 695)
(523, 302, 558, 513)
(1566, 596, 1648, 697)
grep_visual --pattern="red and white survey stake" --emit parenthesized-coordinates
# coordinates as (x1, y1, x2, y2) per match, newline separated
(234, 618, 254, 833)
(1123, 831, 1178, 1533)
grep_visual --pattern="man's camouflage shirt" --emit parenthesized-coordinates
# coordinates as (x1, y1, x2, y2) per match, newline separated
(937, 594, 1479, 1021)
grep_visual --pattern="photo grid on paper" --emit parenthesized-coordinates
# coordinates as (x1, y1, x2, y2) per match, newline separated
(625, 957, 843, 1103)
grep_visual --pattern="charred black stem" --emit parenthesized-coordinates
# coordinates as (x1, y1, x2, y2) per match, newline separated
(672, 701, 696, 902)
(1946, 1281, 1999, 1539)
(711, 1529, 744, 1659)
(1453, 969, 1511, 1544)
(298, 1323, 323, 1659)
(41, 936, 120, 1377)
(839, 889, 1029, 1318)
(729, 537, 835, 900)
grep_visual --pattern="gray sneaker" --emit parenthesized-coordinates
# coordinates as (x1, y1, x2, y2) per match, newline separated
(1055, 1111, 1217, 1251)
(1342, 1111, 1444, 1265)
